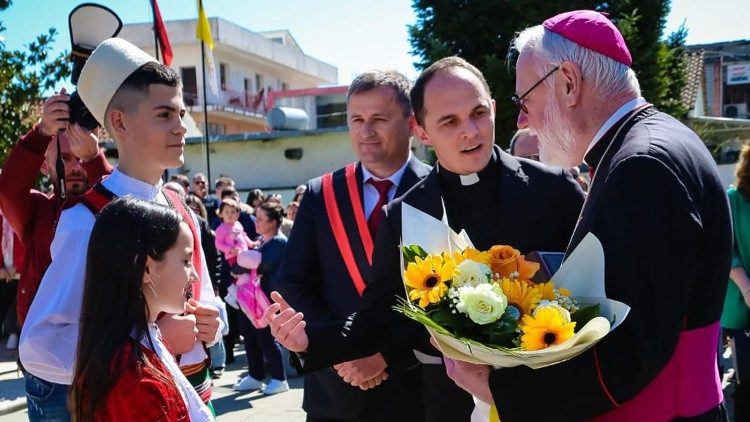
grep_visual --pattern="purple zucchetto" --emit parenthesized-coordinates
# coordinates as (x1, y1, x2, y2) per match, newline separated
(543, 10, 633, 67)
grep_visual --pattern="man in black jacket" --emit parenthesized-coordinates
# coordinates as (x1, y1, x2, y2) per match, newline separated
(440, 10, 732, 421)
(269, 57, 585, 421)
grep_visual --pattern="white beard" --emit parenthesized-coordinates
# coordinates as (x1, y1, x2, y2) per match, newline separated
(533, 94, 579, 167)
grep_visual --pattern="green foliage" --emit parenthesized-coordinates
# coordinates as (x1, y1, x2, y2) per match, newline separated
(401, 244, 429, 264)
(0, 0, 70, 164)
(570, 303, 600, 329)
(409, 0, 689, 147)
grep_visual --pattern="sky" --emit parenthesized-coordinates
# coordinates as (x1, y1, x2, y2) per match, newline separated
(2, 0, 749, 89)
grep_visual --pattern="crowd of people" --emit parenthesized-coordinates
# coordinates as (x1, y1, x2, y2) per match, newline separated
(0, 8, 743, 422)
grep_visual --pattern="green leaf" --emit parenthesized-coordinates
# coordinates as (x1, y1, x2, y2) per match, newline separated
(401, 244, 429, 264)
(571, 304, 601, 332)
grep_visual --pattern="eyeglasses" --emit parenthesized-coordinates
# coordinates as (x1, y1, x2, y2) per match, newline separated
(511, 65, 560, 114)
(194, 180, 206, 185)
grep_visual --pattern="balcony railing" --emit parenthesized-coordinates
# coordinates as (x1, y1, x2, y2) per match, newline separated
(183, 88, 268, 114)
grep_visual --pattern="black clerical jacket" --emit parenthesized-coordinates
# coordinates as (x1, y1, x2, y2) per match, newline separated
(488, 107, 732, 421)
(304, 146, 585, 368)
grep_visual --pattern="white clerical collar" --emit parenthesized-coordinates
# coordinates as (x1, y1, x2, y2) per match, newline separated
(435, 148, 498, 186)
(361, 152, 412, 186)
(102, 167, 164, 201)
(585, 97, 647, 158)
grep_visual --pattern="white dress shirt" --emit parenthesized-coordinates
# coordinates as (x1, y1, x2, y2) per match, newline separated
(361, 153, 412, 220)
(19, 168, 221, 385)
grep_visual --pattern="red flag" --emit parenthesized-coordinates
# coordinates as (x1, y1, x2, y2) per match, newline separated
(152, 0, 173, 66)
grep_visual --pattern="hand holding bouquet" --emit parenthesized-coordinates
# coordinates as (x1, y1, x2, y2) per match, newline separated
(396, 204, 629, 369)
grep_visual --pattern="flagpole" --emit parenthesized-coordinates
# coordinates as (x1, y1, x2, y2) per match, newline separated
(150, 0, 160, 62)
(200, 39, 212, 184)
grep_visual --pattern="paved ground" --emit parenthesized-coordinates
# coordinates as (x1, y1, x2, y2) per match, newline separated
(0, 339, 740, 421)
(0, 343, 307, 422)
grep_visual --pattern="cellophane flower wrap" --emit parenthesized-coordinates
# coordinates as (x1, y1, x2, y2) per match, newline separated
(395, 203, 630, 369)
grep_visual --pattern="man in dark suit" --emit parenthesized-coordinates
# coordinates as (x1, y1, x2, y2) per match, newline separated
(269, 58, 585, 421)
(275, 70, 430, 422)
(442, 11, 732, 421)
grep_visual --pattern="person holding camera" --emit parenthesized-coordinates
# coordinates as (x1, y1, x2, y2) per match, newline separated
(19, 38, 222, 420)
(0, 85, 114, 420)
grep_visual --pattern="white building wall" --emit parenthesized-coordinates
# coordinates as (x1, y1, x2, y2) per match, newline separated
(179, 131, 355, 189)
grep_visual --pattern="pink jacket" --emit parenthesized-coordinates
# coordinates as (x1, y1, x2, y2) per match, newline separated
(214, 221, 253, 260)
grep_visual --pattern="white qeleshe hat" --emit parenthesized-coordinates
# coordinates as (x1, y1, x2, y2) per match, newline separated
(78, 38, 158, 127)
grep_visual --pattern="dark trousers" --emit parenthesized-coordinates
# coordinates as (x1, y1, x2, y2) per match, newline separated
(222, 305, 240, 363)
(421, 362, 475, 422)
(219, 259, 239, 363)
(729, 329, 750, 422)
(0, 279, 18, 336)
(237, 310, 286, 381)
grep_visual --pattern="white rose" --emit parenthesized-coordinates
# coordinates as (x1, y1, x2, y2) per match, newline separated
(453, 260, 492, 288)
(533, 300, 571, 323)
(456, 283, 508, 325)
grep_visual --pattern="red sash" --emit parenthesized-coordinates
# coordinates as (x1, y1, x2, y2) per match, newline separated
(163, 189, 202, 301)
(63, 183, 203, 300)
(321, 163, 374, 297)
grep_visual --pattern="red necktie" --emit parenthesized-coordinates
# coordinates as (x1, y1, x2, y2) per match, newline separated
(367, 178, 393, 237)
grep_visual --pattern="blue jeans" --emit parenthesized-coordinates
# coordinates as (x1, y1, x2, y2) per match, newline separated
(24, 371, 70, 421)
(209, 338, 226, 369)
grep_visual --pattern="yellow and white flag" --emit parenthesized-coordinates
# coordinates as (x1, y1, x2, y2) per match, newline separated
(196, 0, 219, 103)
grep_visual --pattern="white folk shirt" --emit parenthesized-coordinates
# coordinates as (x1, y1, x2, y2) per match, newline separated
(19, 168, 222, 385)
(145, 324, 213, 421)
(361, 153, 411, 220)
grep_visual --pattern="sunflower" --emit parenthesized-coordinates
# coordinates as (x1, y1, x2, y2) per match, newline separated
(519, 307, 576, 351)
(452, 248, 490, 266)
(404, 254, 457, 308)
(537, 282, 572, 301)
(500, 278, 542, 316)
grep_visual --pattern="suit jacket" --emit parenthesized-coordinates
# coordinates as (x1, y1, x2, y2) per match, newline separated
(277, 155, 431, 419)
(304, 146, 585, 369)
(488, 107, 732, 421)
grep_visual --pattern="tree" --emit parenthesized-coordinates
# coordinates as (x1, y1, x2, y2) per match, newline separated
(0, 0, 70, 164)
(409, 0, 689, 147)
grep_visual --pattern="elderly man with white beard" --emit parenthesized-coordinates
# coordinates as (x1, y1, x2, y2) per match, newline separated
(439, 9, 732, 422)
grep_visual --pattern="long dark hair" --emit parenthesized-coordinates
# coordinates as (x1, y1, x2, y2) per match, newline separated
(736, 142, 750, 200)
(70, 197, 183, 421)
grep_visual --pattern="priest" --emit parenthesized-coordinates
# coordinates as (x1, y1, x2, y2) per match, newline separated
(440, 10, 732, 421)
(267, 56, 586, 421)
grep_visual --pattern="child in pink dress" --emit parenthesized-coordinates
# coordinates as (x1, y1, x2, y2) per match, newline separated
(214, 199, 256, 272)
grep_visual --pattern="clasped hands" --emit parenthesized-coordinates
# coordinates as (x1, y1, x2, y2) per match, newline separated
(159, 299, 221, 355)
(265, 291, 389, 390)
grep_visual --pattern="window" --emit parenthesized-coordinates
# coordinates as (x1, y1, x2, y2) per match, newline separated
(244, 78, 250, 91)
(219, 63, 227, 91)
(180, 67, 198, 105)
(281, 82, 289, 91)
(255, 74, 263, 92)
(207, 123, 225, 137)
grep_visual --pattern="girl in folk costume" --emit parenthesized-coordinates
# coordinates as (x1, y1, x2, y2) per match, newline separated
(70, 197, 213, 421)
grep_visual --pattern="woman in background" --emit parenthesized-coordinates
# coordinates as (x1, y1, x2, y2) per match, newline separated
(723, 141, 750, 422)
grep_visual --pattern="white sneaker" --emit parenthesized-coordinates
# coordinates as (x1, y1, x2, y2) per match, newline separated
(262, 379, 289, 395)
(5, 334, 17, 349)
(233, 375, 263, 392)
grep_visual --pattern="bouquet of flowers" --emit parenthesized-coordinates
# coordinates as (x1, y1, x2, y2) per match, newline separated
(395, 203, 629, 369)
